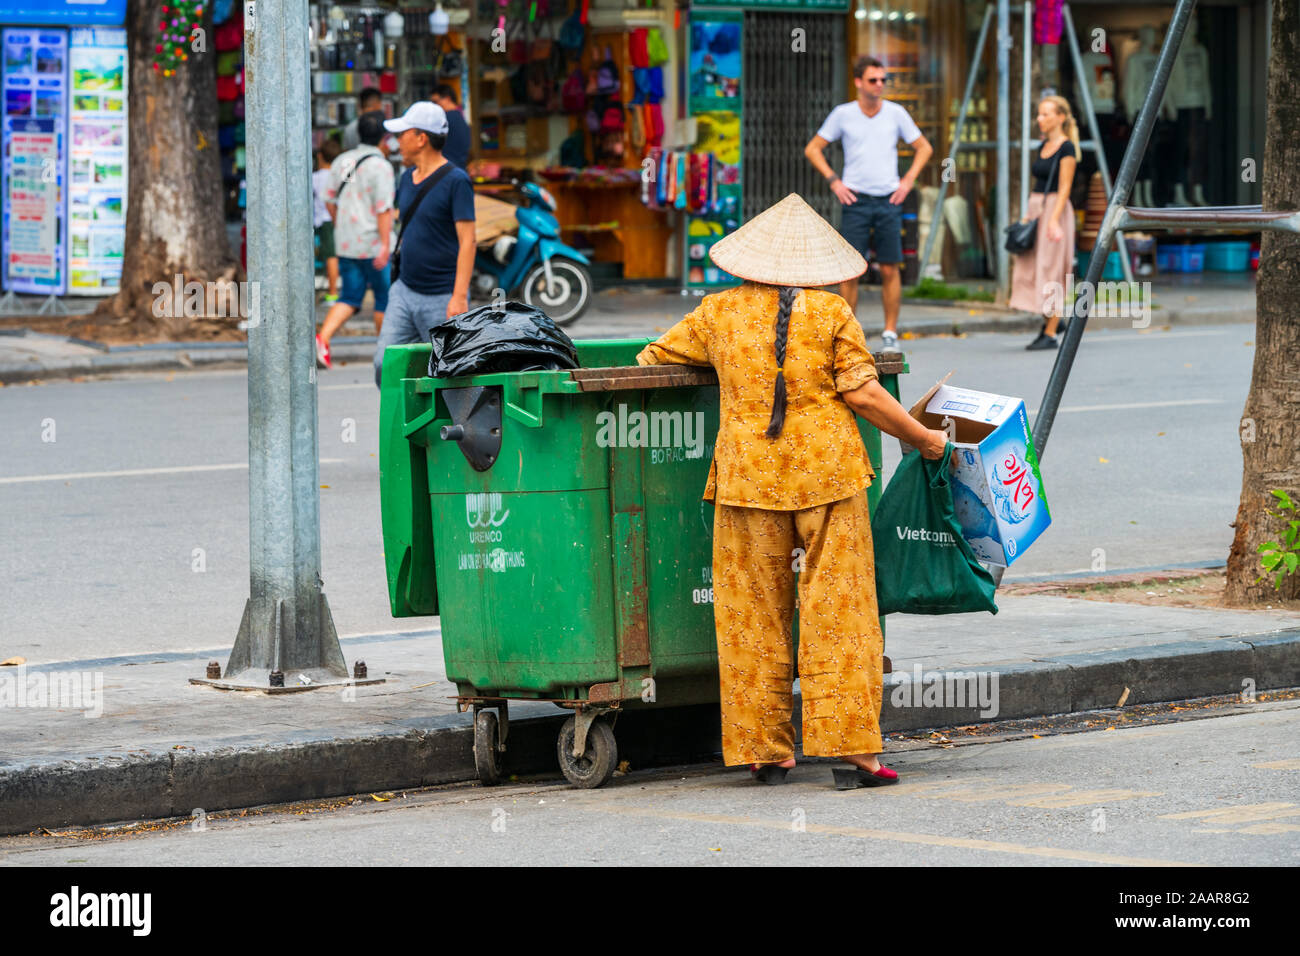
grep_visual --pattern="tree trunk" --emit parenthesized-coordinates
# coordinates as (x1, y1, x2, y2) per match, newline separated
(1224, 0, 1300, 604)
(89, 0, 238, 340)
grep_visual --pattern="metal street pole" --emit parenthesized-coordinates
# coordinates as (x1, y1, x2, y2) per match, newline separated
(996, 0, 1011, 295)
(1021, 1, 1031, 216)
(199, 0, 355, 690)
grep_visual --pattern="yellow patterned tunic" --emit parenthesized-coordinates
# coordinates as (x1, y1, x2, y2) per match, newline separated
(636, 281, 878, 509)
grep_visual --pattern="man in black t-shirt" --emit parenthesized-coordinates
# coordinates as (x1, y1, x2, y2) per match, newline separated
(374, 101, 477, 387)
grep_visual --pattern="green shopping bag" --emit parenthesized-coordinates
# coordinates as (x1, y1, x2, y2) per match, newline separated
(871, 443, 998, 615)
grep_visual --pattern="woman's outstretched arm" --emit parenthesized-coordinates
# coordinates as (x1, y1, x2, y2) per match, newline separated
(843, 380, 948, 459)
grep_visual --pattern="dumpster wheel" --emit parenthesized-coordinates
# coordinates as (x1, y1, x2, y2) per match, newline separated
(557, 715, 618, 789)
(474, 709, 504, 785)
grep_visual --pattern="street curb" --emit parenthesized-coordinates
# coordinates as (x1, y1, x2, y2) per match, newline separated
(0, 341, 378, 384)
(1, 629, 1296, 835)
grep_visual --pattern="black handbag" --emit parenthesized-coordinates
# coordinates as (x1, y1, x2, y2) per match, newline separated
(1003, 147, 1062, 254)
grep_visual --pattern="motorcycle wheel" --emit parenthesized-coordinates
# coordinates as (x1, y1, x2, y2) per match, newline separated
(520, 258, 592, 327)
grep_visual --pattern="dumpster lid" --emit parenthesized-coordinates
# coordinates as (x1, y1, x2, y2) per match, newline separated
(570, 352, 905, 392)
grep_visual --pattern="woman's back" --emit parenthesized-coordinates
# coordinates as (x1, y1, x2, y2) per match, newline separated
(639, 282, 878, 509)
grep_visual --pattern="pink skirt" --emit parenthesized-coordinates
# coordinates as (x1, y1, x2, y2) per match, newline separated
(1008, 192, 1075, 316)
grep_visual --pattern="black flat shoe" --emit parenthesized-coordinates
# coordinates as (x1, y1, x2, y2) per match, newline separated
(1025, 332, 1058, 351)
(833, 765, 899, 789)
(750, 763, 791, 785)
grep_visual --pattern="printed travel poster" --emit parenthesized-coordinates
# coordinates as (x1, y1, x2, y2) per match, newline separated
(66, 27, 128, 294)
(2, 28, 67, 294)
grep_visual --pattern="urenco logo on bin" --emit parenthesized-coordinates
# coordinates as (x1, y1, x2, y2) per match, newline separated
(458, 493, 525, 572)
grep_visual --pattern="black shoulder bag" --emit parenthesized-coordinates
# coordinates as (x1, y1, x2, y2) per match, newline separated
(1003, 148, 1062, 254)
(392, 161, 456, 283)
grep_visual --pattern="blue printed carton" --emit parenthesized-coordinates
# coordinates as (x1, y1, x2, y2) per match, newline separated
(902, 380, 1051, 567)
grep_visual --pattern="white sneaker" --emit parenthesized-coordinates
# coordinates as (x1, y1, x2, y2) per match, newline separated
(881, 330, 901, 353)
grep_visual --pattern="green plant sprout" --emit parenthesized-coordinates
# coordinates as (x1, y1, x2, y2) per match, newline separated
(1257, 489, 1300, 589)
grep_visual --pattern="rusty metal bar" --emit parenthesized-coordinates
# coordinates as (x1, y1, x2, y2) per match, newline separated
(571, 367, 718, 391)
(1114, 205, 1300, 234)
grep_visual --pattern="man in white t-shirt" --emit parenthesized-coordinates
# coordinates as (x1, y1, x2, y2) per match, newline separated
(806, 56, 932, 351)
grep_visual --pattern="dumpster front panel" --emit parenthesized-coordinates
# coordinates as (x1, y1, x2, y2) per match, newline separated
(432, 488, 619, 695)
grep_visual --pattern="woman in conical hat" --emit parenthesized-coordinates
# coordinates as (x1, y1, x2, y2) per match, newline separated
(637, 194, 948, 788)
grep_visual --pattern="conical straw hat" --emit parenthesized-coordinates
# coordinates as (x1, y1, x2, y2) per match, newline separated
(708, 193, 867, 287)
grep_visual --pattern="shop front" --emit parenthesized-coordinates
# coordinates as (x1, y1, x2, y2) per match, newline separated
(907, 0, 1270, 284)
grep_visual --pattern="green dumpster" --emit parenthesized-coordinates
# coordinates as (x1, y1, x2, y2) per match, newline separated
(379, 337, 907, 787)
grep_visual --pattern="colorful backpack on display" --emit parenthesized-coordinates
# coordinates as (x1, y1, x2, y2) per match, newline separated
(600, 104, 624, 133)
(629, 28, 649, 68)
(559, 8, 586, 56)
(562, 67, 586, 113)
(595, 46, 620, 95)
(646, 28, 669, 66)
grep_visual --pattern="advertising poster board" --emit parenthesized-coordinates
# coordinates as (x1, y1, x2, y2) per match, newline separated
(67, 26, 127, 294)
(2, 27, 68, 295)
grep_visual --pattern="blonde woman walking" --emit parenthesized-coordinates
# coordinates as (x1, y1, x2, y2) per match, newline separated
(1011, 95, 1078, 351)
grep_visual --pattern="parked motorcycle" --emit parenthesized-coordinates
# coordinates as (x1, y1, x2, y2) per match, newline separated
(472, 180, 593, 327)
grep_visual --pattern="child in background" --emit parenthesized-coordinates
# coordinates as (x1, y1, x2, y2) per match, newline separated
(312, 139, 342, 302)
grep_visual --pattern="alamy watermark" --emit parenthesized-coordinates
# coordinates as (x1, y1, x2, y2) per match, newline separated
(1, 666, 103, 718)
(595, 403, 705, 459)
(152, 273, 260, 326)
(890, 664, 1000, 719)
(1042, 277, 1152, 328)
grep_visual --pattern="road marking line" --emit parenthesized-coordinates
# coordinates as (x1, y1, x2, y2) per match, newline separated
(1077, 330, 1234, 342)
(1252, 758, 1300, 770)
(585, 805, 1197, 866)
(0, 459, 345, 485)
(1027, 398, 1226, 415)
(1160, 802, 1300, 824)
(1008, 789, 1163, 808)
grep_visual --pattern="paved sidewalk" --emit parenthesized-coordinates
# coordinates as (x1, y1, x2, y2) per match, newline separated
(3, 591, 1296, 835)
(0, 274, 1255, 384)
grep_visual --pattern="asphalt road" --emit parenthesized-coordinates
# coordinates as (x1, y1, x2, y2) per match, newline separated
(0, 323, 1255, 663)
(2, 700, 1296, 866)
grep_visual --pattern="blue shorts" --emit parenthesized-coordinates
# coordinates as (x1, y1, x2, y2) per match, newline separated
(338, 256, 391, 313)
(839, 192, 904, 265)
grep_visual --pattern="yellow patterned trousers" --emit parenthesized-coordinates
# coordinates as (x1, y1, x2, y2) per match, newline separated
(711, 488, 883, 766)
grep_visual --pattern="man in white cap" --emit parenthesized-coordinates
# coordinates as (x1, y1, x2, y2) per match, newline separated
(372, 100, 477, 388)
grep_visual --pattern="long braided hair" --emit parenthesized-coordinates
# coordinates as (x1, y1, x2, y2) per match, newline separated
(764, 285, 800, 439)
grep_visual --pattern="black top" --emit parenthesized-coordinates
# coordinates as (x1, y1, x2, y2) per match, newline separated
(1031, 140, 1075, 193)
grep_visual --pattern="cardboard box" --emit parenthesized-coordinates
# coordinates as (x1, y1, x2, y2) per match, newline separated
(902, 376, 1051, 566)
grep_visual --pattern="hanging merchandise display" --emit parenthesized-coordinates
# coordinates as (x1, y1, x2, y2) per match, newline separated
(684, 10, 742, 289)
(1033, 0, 1064, 46)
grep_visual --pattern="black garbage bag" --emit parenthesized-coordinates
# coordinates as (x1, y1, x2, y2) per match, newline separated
(428, 300, 580, 378)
